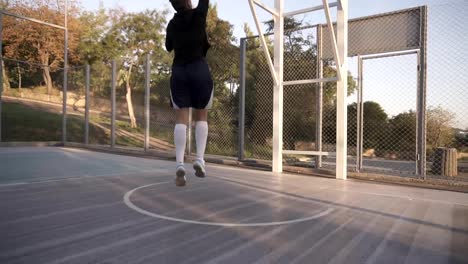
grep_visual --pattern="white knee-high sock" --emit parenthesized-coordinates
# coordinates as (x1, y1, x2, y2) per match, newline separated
(174, 124, 187, 165)
(195, 121, 208, 161)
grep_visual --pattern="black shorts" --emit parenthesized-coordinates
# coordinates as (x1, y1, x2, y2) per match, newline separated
(170, 59, 214, 109)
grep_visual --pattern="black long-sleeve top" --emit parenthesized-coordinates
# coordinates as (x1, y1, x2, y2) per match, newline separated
(165, 0, 211, 66)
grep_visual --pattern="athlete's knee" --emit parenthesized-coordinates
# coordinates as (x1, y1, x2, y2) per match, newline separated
(193, 109, 208, 122)
(175, 108, 190, 124)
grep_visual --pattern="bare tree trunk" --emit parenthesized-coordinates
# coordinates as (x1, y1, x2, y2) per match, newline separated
(125, 64, 137, 128)
(2, 60, 10, 92)
(17, 63, 22, 89)
(40, 55, 53, 94)
(42, 67, 53, 95)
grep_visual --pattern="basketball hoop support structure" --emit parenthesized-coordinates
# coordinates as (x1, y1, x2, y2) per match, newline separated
(248, 0, 348, 180)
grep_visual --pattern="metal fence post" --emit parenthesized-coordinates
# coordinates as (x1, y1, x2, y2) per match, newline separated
(144, 54, 150, 152)
(111, 60, 116, 148)
(85, 64, 90, 145)
(62, 0, 68, 145)
(417, 6, 428, 179)
(315, 25, 323, 168)
(357, 56, 364, 172)
(238, 38, 247, 161)
(0, 13, 3, 143)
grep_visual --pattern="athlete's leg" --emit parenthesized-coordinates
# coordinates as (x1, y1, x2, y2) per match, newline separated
(187, 59, 212, 178)
(174, 108, 189, 186)
(193, 109, 208, 177)
(175, 108, 190, 164)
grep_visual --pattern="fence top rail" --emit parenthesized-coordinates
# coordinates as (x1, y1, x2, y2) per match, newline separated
(2, 57, 88, 70)
(284, 2, 339, 17)
(0, 9, 66, 30)
(240, 6, 422, 41)
(241, 24, 317, 41)
(360, 49, 420, 61)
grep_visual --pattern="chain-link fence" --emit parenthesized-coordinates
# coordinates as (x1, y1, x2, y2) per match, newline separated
(87, 62, 112, 146)
(242, 24, 350, 170)
(149, 61, 176, 153)
(282, 27, 318, 166)
(358, 54, 419, 176)
(244, 34, 274, 161)
(65, 65, 86, 144)
(425, 1, 468, 181)
(113, 60, 145, 149)
(1, 58, 65, 142)
(202, 46, 240, 157)
(1, 1, 467, 184)
(240, 1, 467, 183)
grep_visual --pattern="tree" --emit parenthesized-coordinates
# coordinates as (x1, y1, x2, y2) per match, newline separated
(427, 106, 456, 148)
(382, 111, 416, 160)
(0, 0, 10, 91)
(362, 102, 388, 149)
(104, 9, 167, 128)
(78, 7, 113, 65)
(3, 0, 81, 94)
(242, 24, 274, 149)
(204, 4, 239, 153)
(324, 101, 388, 149)
(205, 4, 239, 98)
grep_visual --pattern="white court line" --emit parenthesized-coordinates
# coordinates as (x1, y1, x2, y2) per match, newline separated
(123, 181, 334, 227)
(327, 188, 468, 208)
(210, 175, 334, 204)
(210, 171, 468, 208)
(0, 169, 171, 187)
(0, 182, 27, 188)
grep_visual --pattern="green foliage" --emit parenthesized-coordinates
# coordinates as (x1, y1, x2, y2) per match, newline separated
(3, 0, 83, 93)
(385, 111, 416, 152)
(426, 106, 456, 148)
(78, 8, 113, 64)
(362, 102, 389, 149)
(324, 101, 388, 147)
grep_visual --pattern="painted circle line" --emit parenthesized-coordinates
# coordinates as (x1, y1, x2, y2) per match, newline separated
(123, 181, 334, 227)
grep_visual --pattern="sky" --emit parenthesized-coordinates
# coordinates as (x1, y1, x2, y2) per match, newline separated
(79, 0, 450, 40)
(80, 0, 446, 40)
(79, 0, 468, 129)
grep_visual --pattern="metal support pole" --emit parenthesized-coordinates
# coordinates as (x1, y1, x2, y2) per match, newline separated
(111, 60, 116, 148)
(248, 0, 279, 87)
(357, 56, 364, 172)
(335, 0, 348, 180)
(62, 0, 69, 145)
(272, 0, 284, 173)
(417, 6, 428, 179)
(315, 25, 323, 168)
(322, 0, 342, 81)
(0, 13, 3, 143)
(238, 38, 247, 161)
(85, 64, 90, 145)
(0, 10, 66, 30)
(144, 54, 150, 152)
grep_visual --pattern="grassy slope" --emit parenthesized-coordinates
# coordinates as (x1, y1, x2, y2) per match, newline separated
(2, 102, 108, 144)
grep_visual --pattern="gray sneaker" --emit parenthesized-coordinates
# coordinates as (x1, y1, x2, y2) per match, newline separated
(175, 165, 186, 187)
(193, 159, 206, 178)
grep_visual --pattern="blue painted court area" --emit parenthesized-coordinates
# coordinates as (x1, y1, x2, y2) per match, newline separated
(0, 147, 467, 264)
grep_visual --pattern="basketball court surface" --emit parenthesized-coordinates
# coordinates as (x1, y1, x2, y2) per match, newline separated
(0, 147, 467, 263)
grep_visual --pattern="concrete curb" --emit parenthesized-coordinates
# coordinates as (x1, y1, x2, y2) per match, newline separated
(0, 142, 63, 147)
(1, 142, 467, 193)
(66, 144, 468, 193)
